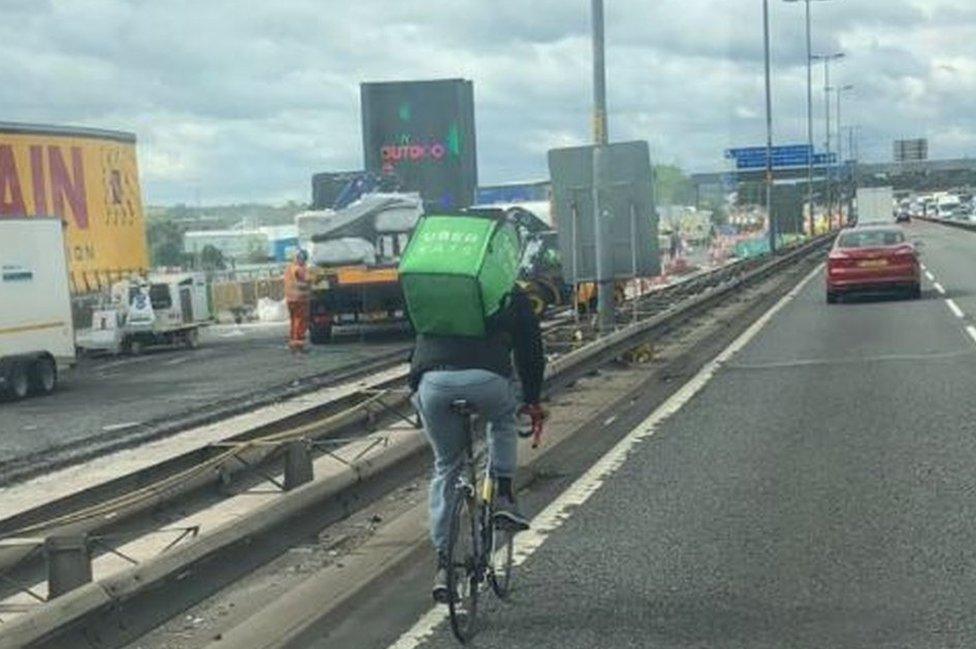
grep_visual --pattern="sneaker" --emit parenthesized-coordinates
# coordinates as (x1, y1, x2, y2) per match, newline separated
(493, 494, 530, 532)
(432, 554, 450, 604)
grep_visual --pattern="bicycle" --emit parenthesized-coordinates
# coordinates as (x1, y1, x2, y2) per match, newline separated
(443, 398, 529, 643)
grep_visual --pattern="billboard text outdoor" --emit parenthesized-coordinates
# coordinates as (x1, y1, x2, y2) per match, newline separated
(0, 124, 149, 292)
(361, 79, 478, 211)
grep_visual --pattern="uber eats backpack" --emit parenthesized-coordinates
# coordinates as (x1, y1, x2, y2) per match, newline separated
(399, 214, 521, 338)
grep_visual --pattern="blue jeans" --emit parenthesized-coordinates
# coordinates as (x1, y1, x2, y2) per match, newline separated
(412, 369, 518, 553)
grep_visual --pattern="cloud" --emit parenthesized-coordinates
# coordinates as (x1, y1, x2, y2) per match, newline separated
(0, 0, 973, 204)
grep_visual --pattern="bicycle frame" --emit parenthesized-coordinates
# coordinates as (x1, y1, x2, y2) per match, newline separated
(455, 413, 500, 584)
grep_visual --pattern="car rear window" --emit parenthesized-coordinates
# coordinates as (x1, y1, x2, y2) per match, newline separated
(838, 230, 905, 248)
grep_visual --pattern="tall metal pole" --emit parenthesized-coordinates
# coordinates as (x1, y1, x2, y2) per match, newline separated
(763, 0, 776, 253)
(804, 0, 814, 236)
(814, 52, 843, 228)
(785, 0, 835, 234)
(835, 87, 843, 224)
(823, 59, 832, 226)
(835, 85, 853, 225)
(591, 0, 612, 333)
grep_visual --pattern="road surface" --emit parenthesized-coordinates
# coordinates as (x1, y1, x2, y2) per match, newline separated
(0, 322, 409, 472)
(316, 220, 976, 648)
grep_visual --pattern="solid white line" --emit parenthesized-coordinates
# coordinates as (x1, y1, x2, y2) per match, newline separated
(386, 263, 825, 649)
(933, 282, 946, 295)
(946, 298, 964, 318)
(925, 271, 935, 282)
(967, 326, 976, 345)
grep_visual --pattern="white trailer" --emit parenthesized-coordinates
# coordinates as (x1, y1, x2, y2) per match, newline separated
(0, 218, 75, 399)
(855, 186, 895, 225)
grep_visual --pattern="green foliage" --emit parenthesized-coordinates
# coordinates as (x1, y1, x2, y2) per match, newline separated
(653, 164, 697, 206)
(147, 219, 186, 267)
(199, 245, 226, 271)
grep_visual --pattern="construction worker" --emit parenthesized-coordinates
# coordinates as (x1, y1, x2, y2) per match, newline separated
(284, 249, 311, 352)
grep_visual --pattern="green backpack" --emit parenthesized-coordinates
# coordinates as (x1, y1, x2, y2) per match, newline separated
(399, 214, 521, 338)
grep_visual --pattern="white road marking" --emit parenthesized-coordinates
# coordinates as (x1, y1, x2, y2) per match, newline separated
(386, 263, 825, 649)
(946, 298, 964, 318)
(101, 421, 142, 432)
(925, 271, 935, 282)
(967, 326, 976, 345)
(933, 282, 946, 295)
(920, 263, 927, 271)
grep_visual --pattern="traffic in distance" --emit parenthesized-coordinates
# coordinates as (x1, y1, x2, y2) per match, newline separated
(1, 2, 976, 648)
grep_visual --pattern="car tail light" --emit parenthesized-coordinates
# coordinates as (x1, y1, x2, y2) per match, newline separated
(828, 255, 855, 268)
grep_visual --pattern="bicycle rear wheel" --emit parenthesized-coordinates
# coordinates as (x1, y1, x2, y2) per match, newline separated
(446, 490, 480, 643)
(489, 526, 515, 600)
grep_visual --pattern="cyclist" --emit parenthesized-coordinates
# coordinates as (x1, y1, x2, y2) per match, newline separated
(409, 283, 546, 602)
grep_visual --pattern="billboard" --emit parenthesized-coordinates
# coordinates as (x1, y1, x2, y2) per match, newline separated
(548, 141, 660, 282)
(0, 123, 148, 293)
(361, 79, 478, 211)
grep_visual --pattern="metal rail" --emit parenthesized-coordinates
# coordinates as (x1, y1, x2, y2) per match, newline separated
(916, 215, 976, 232)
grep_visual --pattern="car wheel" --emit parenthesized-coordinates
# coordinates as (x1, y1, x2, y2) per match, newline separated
(6, 362, 30, 400)
(826, 292, 838, 304)
(28, 356, 57, 395)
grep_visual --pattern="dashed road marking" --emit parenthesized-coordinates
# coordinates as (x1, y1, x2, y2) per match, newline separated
(967, 326, 976, 345)
(385, 262, 825, 649)
(925, 271, 935, 281)
(933, 282, 946, 295)
(946, 298, 965, 318)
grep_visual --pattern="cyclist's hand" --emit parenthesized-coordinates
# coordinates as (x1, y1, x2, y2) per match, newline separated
(518, 403, 548, 448)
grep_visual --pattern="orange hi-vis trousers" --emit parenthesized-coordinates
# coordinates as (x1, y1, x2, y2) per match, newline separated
(288, 300, 309, 349)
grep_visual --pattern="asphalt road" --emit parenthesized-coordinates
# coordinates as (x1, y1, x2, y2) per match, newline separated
(337, 220, 976, 648)
(0, 322, 409, 467)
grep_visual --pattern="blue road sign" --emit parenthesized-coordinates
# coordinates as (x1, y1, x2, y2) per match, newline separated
(725, 144, 836, 170)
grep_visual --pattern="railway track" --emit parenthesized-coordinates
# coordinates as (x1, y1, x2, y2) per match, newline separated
(0, 235, 833, 648)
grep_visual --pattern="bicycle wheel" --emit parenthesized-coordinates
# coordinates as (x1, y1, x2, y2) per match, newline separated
(446, 489, 480, 643)
(489, 525, 515, 600)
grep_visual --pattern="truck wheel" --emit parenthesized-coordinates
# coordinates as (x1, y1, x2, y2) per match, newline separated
(309, 323, 332, 345)
(29, 357, 57, 395)
(6, 362, 30, 400)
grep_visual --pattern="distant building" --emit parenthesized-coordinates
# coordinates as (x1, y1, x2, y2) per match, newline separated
(184, 226, 299, 263)
(894, 139, 928, 162)
(184, 229, 268, 261)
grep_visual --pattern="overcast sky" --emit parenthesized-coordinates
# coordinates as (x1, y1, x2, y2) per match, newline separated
(3, 0, 974, 205)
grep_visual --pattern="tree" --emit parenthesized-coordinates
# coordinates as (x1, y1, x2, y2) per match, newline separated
(147, 219, 186, 267)
(653, 164, 697, 206)
(199, 245, 226, 271)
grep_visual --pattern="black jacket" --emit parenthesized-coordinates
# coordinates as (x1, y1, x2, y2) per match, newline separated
(409, 289, 545, 404)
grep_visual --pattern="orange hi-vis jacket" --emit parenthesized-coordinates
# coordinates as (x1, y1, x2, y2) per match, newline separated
(284, 262, 310, 303)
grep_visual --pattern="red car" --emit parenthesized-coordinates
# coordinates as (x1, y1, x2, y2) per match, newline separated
(826, 225, 921, 303)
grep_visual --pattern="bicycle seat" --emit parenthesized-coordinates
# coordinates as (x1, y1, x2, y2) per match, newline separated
(450, 399, 478, 416)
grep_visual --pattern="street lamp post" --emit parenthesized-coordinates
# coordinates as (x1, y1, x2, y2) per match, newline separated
(763, 0, 776, 253)
(834, 84, 854, 224)
(812, 52, 844, 227)
(591, 0, 613, 334)
(783, 0, 836, 235)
